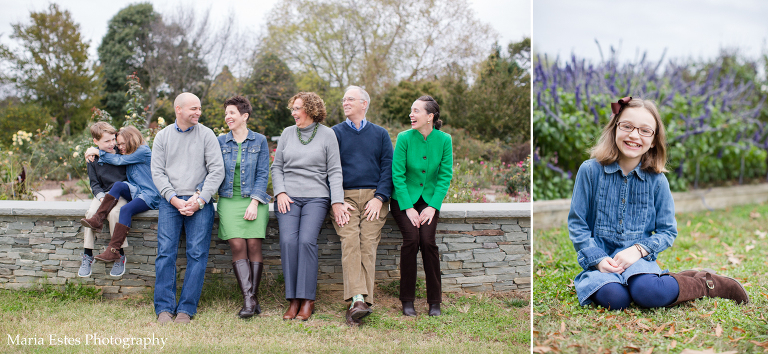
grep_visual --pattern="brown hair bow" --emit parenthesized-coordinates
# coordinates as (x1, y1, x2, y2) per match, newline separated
(610, 96, 632, 115)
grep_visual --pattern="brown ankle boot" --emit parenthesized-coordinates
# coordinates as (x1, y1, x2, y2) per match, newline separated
(232, 259, 256, 318)
(668, 270, 749, 306)
(295, 299, 315, 321)
(81, 194, 119, 230)
(94, 223, 129, 262)
(250, 261, 263, 315)
(283, 299, 300, 320)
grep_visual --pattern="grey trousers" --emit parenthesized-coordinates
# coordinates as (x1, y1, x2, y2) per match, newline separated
(275, 197, 330, 300)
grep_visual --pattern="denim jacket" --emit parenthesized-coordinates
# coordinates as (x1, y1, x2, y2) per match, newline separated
(99, 144, 161, 209)
(211, 130, 271, 204)
(568, 159, 677, 271)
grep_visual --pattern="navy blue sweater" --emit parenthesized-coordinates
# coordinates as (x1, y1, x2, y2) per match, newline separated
(332, 121, 393, 201)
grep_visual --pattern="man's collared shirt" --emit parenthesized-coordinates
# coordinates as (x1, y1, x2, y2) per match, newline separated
(174, 122, 195, 133)
(345, 117, 367, 132)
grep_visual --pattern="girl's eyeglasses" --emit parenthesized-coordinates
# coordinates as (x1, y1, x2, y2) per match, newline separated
(616, 121, 655, 137)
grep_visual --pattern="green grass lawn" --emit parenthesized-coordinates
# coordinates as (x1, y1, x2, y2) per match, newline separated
(0, 274, 529, 353)
(534, 203, 768, 353)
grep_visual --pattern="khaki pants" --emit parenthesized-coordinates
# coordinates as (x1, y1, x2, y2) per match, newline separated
(331, 189, 389, 303)
(83, 196, 129, 249)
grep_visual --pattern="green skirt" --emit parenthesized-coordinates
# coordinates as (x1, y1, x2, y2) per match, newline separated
(217, 197, 268, 240)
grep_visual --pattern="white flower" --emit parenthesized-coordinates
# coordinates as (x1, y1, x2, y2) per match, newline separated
(75, 145, 81, 151)
(157, 117, 165, 125)
(73, 152, 80, 158)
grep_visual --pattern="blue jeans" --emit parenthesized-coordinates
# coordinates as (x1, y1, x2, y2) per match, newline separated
(275, 197, 330, 300)
(154, 196, 214, 317)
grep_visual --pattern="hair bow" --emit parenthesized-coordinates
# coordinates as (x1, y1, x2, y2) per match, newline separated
(610, 96, 632, 115)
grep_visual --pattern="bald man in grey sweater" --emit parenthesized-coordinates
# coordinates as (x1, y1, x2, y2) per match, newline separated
(151, 92, 224, 324)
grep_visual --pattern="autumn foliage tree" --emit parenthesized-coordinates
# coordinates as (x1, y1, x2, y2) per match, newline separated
(0, 3, 101, 134)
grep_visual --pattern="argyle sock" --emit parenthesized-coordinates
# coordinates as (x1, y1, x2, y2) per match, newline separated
(350, 294, 365, 309)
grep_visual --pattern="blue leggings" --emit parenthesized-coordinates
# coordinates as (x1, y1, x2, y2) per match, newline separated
(590, 273, 680, 310)
(108, 182, 149, 227)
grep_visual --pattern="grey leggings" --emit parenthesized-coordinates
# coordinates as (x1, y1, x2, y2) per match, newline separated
(275, 197, 330, 300)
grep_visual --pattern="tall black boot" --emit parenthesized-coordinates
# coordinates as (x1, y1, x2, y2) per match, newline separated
(232, 259, 257, 318)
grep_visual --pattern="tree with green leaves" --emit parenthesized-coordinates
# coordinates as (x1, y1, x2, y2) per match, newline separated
(443, 38, 531, 144)
(242, 53, 297, 137)
(0, 3, 101, 134)
(97, 3, 157, 123)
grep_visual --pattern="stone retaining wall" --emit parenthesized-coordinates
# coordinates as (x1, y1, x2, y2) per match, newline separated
(0, 201, 530, 298)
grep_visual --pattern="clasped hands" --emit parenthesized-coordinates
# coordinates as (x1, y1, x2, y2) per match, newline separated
(333, 197, 384, 227)
(405, 206, 436, 228)
(171, 195, 201, 216)
(596, 245, 647, 274)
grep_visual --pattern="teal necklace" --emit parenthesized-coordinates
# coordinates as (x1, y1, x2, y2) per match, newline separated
(297, 124, 319, 145)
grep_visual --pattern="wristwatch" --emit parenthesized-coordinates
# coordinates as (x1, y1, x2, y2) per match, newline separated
(197, 198, 205, 210)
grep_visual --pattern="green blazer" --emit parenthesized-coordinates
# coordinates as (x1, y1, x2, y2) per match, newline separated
(392, 128, 453, 211)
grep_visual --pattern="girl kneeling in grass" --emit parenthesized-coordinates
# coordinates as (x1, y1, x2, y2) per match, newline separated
(568, 97, 749, 310)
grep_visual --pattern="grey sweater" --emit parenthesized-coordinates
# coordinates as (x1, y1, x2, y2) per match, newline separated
(151, 123, 225, 203)
(271, 123, 344, 204)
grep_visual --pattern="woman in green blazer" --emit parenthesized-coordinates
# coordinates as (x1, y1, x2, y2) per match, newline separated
(391, 95, 453, 317)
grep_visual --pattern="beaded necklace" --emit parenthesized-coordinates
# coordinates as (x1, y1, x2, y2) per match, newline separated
(296, 124, 319, 145)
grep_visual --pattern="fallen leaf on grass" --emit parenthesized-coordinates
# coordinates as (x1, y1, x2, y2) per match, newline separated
(727, 256, 741, 265)
(746, 245, 755, 252)
(670, 340, 677, 349)
(750, 340, 768, 348)
(623, 345, 640, 352)
(559, 321, 565, 334)
(636, 321, 651, 330)
(756, 230, 767, 239)
(680, 350, 737, 354)
(729, 336, 745, 342)
(654, 321, 671, 335)
(641, 347, 654, 354)
(570, 330, 580, 334)
(732, 327, 746, 333)
(750, 210, 761, 219)
(532, 346, 552, 353)
(684, 334, 698, 344)
(665, 324, 676, 337)
(715, 324, 722, 337)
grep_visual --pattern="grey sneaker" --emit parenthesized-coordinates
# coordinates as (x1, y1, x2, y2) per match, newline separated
(78, 253, 94, 277)
(110, 255, 126, 277)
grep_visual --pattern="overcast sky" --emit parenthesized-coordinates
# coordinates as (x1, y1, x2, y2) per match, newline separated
(534, 0, 768, 64)
(1, 0, 531, 61)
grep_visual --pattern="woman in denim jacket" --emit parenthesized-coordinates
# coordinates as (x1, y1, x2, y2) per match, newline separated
(210, 96, 271, 318)
(568, 97, 748, 310)
(81, 126, 161, 276)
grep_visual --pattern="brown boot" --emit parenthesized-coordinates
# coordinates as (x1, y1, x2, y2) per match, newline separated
(283, 299, 300, 320)
(669, 270, 749, 306)
(81, 194, 118, 230)
(94, 223, 129, 262)
(232, 259, 256, 318)
(250, 261, 263, 315)
(295, 299, 315, 321)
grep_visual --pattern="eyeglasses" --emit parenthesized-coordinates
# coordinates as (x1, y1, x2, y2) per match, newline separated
(616, 121, 655, 137)
(341, 97, 358, 104)
(290, 106, 303, 113)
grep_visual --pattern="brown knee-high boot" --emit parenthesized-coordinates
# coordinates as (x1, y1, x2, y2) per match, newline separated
(81, 194, 119, 230)
(94, 223, 129, 262)
(668, 269, 749, 306)
(232, 259, 257, 318)
(250, 261, 263, 315)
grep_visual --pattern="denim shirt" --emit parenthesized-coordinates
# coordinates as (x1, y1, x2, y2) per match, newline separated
(99, 145, 161, 209)
(568, 159, 677, 271)
(214, 130, 271, 204)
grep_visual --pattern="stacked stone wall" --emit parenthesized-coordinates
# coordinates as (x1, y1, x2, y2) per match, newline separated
(0, 202, 530, 298)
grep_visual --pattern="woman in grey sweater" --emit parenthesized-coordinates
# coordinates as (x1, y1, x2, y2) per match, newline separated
(272, 92, 346, 321)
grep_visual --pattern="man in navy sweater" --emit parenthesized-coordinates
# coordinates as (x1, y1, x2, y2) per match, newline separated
(332, 85, 393, 326)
